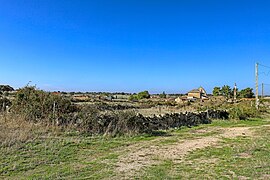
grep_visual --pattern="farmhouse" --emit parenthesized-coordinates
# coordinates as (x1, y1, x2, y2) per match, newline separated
(187, 87, 208, 99)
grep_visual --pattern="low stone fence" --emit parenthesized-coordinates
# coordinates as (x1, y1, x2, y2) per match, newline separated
(136, 110, 229, 132)
(72, 109, 229, 136)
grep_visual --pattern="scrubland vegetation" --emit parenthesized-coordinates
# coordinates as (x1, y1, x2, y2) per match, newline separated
(0, 85, 269, 179)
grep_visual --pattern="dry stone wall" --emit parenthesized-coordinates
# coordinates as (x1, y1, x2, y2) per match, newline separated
(71, 109, 229, 136)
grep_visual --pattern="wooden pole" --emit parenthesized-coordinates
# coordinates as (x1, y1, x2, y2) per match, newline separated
(53, 101, 56, 125)
(262, 83, 264, 99)
(255, 63, 259, 109)
(234, 83, 237, 102)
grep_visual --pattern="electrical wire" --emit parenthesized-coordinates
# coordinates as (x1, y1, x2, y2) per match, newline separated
(258, 63, 270, 69)
(259, 71, 270, 76)
(258, 63, 270, 76)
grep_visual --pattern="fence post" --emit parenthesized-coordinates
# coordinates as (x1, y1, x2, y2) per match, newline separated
(53, 101, 56, 125)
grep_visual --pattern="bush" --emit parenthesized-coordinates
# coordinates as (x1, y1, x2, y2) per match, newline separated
(129, 94, 139, 101)
(11, 86, 76, 122)
(137, 91, 150, 99)
(75, 106, 143, 136)
(229, 106, 259, 120)
(4, 86, 233, 136)
(129, 91, 150, 101)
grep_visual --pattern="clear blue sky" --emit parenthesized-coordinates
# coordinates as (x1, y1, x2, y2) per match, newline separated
(1, 0, 270, 94)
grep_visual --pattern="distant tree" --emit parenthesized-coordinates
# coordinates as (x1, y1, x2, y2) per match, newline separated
(129, 91, 150, 101)
(212, 87, 221, 96)
(221, 85, 232, 98)
(129, 94, 138, 101)
(159, 91, 166, 98)
(101, 92, 110, 97)
(137, 91, 150, 99)
(238, 88, 254, 98)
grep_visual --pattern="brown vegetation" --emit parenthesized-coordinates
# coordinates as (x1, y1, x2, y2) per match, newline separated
(0, 86, 232, 137)
(0, 114, 53, 148)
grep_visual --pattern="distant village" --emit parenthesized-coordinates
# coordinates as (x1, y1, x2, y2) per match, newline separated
(1, 84, 256, 104)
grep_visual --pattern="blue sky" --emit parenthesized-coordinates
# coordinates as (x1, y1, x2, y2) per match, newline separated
(1, 0, 270, 94)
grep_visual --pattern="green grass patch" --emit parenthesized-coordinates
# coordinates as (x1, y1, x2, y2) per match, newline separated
(1, 118, 269, 179)
(141, 160, 174, 180)
(140, 125, 270, 179)
(209, 118, 270, 127)
(0, 132, 163, 179)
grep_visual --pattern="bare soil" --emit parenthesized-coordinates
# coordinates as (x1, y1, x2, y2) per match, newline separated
(115, 126, 253, 177)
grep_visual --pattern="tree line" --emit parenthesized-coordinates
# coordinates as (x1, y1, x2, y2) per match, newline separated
(212, 85, 254, 98)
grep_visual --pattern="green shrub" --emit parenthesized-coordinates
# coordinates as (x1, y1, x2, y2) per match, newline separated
(11, 86, 76, 122)
(129, 91, 150, 101)
(137, 91, 150, 99)
(75, 106, 142, 136)
(129, 94, 139, 101)
(229, 105, 259, 120)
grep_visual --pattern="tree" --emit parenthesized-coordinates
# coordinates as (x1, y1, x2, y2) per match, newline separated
(221, 85, 232, 98)
(129, 91, 150, 101)
(137, 91, 150, 99)
(159, 91, 166, 98)
(129, 94, 138, 101)
(212, 87, 221, 96)
(238, 88, 254, 98)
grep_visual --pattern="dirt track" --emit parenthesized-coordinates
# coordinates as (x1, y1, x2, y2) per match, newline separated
(115, 126, 253, 177)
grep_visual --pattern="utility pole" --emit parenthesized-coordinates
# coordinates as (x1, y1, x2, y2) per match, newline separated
(262, 83, 264, 99)
(255, 63, 259, 109)
(234, 83, 237, 103)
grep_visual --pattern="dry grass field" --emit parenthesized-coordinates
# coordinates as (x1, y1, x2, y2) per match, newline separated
(1, 88, 269, 179)
(1, 113, 270, 179)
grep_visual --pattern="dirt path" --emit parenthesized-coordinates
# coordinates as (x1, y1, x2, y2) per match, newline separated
(115, 126, 253, 177)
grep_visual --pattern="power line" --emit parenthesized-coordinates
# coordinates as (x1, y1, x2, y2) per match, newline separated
(262, 83, 270, 86)
(258, 63, 270, 76)
(258, 63, 270, 69)
(256, 62, 270, 102)
(259, 70, 270, 76)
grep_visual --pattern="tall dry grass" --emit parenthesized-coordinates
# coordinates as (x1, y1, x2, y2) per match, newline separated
(0, 113, 62, 148)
